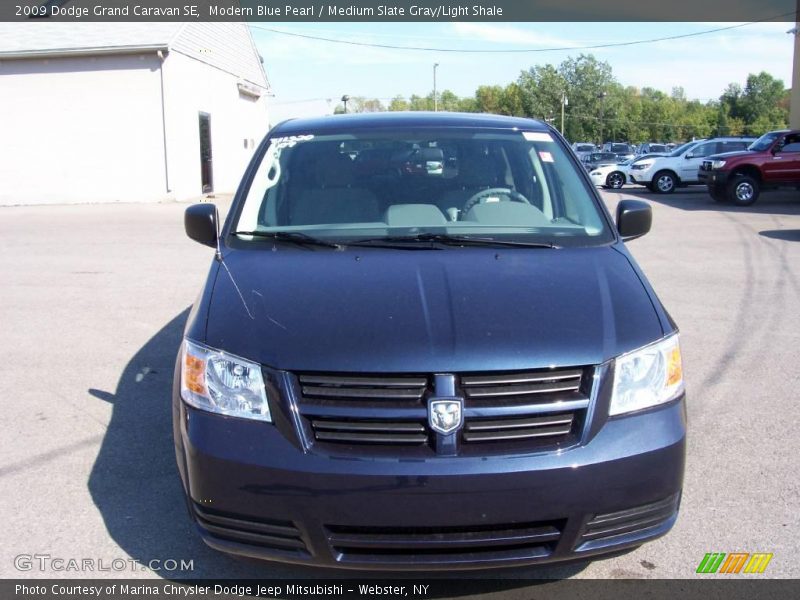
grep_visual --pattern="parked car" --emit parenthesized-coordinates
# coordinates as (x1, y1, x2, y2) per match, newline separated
(636, 143, 669, 156)
(176, 112, 686, 570)
(589, 158, 634, 189)
(581, 151, 619, 171)
(572, 142, 597, 161)
(699, 130, 800, 205)
(602, 142, 636, 162)
(629, 137, 757, 193)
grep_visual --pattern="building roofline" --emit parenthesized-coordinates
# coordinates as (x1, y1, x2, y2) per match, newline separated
(0, 44, 169, 60)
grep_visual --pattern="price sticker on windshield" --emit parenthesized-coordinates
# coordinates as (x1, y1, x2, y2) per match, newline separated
(523, 131, 553, 143)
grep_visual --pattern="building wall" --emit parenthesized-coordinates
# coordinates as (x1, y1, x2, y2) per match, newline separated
(170, 23, 268, 89)
(0, 53, 167, 205)
(160, 50, 269, 201)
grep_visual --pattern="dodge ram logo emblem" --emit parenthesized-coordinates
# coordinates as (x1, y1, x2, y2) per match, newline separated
(428, 398, 464, 435)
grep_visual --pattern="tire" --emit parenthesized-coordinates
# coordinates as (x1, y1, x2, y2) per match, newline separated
(728, 175, 759, 206)
(605, 171, 625, 189)
(653, 170, 677, 194)
(707, 185, 727, 203)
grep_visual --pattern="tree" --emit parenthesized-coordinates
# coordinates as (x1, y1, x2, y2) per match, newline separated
(473, 85, 505, 114)
(333, 96, 385, 113)
(738, 72, 788, 132)
(388, 95, 409, 111)
(517, 64, 566, 121)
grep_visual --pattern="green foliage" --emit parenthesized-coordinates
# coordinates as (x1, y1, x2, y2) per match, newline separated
(372, 57, 789, 142)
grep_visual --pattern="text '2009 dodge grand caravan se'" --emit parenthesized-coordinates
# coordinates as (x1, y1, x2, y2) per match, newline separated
(174, 112, 686, 570)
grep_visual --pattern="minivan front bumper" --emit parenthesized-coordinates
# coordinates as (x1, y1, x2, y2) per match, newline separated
(174, 392, 686, 570)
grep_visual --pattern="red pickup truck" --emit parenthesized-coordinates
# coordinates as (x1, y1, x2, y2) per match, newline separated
(698, 130, 800, 205)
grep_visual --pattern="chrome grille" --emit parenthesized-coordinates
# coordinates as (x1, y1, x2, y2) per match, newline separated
(463, 412, 575, 443)
(299, 374, 427, 404)
(294, 367, 590, 455)
(311, 418, 429, 444)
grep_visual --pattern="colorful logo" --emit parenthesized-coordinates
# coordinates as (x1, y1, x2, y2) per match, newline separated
(696, 552, 773, 574)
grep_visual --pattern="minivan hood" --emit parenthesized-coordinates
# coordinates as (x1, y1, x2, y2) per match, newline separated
(205, 246, 663, 372)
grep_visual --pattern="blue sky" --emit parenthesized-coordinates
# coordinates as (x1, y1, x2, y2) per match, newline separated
(250, 21, 796, 121)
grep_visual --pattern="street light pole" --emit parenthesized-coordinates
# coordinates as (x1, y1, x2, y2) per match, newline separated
(560, 94, 568, 135)
(597, 91, 607, 146)
(341, 94, 350, 113)
(433, 63, 439, 111)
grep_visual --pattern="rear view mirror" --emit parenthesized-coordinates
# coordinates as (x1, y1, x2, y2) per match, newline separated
(616, 199, 652, 241)
(185, 203, 219, 248)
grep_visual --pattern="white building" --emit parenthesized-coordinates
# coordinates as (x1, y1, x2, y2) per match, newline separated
(0, 23, 271, 205)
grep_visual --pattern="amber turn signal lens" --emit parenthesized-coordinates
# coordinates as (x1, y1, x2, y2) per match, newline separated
(184, 353, 206, 394)
(666, 344, 682, 387)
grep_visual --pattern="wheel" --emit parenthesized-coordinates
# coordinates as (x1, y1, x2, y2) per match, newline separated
(653, 171, 677, 194)
(707, 185, 727, 203)
(605, 171, 625, 189)
(728, 175, 759, 206)
(461, 187, 530, 214)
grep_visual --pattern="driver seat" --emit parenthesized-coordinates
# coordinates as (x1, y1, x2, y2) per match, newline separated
(436, 151, 500, 218)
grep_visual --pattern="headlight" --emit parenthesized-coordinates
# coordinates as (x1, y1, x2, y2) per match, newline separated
(180, 339, 272, 422)
(631, 161, 653, 170)
(609, 334, 684, 416)
(711, 160, 726, 169)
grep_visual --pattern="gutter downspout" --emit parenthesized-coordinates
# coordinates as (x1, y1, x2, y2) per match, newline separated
(158, 50, 171, 194)
(791, 0, 800, 128)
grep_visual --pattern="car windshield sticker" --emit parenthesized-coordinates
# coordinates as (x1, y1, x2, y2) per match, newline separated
(539, 151, 554, 163)
(271, 134, 315, 150)
(523, 131, 553, 142)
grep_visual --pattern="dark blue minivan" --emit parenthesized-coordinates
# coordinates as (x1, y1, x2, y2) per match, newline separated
(174, 112, 686, 570)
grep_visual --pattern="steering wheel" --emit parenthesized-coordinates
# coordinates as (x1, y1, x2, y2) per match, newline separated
(462, 187, 530, 215)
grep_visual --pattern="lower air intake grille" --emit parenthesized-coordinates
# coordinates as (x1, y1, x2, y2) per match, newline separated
(580, 493, 680, 544)
(193, 504, 309, 555)
(326, 520, 564, 565)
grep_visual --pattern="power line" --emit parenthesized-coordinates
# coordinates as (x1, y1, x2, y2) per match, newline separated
(250, 14, 796, 54)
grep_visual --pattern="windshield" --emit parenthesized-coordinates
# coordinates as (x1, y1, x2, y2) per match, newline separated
(610, 144, 631, 153)
(234, 128, 613, 247)
(667, 141, 699, 157)
(649, 144, 667, 153)
(575, 144, 594, 152)
(748, 132, 782, 152)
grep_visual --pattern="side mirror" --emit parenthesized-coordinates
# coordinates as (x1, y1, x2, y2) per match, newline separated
(684, 153, 694, 159)
(616, 199, 652, 241)
(185, 203, 219, 248)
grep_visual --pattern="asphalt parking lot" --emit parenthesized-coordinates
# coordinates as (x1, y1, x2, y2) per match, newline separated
(0, 186, 798, 586)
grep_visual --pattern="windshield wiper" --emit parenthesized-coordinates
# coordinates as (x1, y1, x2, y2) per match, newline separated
(232, 230, 342, 249)
(346, 233, 560, 249)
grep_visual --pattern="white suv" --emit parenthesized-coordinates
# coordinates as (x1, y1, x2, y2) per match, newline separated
(629, 138, 755, 193)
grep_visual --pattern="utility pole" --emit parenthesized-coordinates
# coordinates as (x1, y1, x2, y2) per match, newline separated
(597, 91, 607, 146)
(341, 94, 350, 113)
(560, 94, 568, 135)
(791, 0, 800, 128)
(433, 63, 439, 111)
